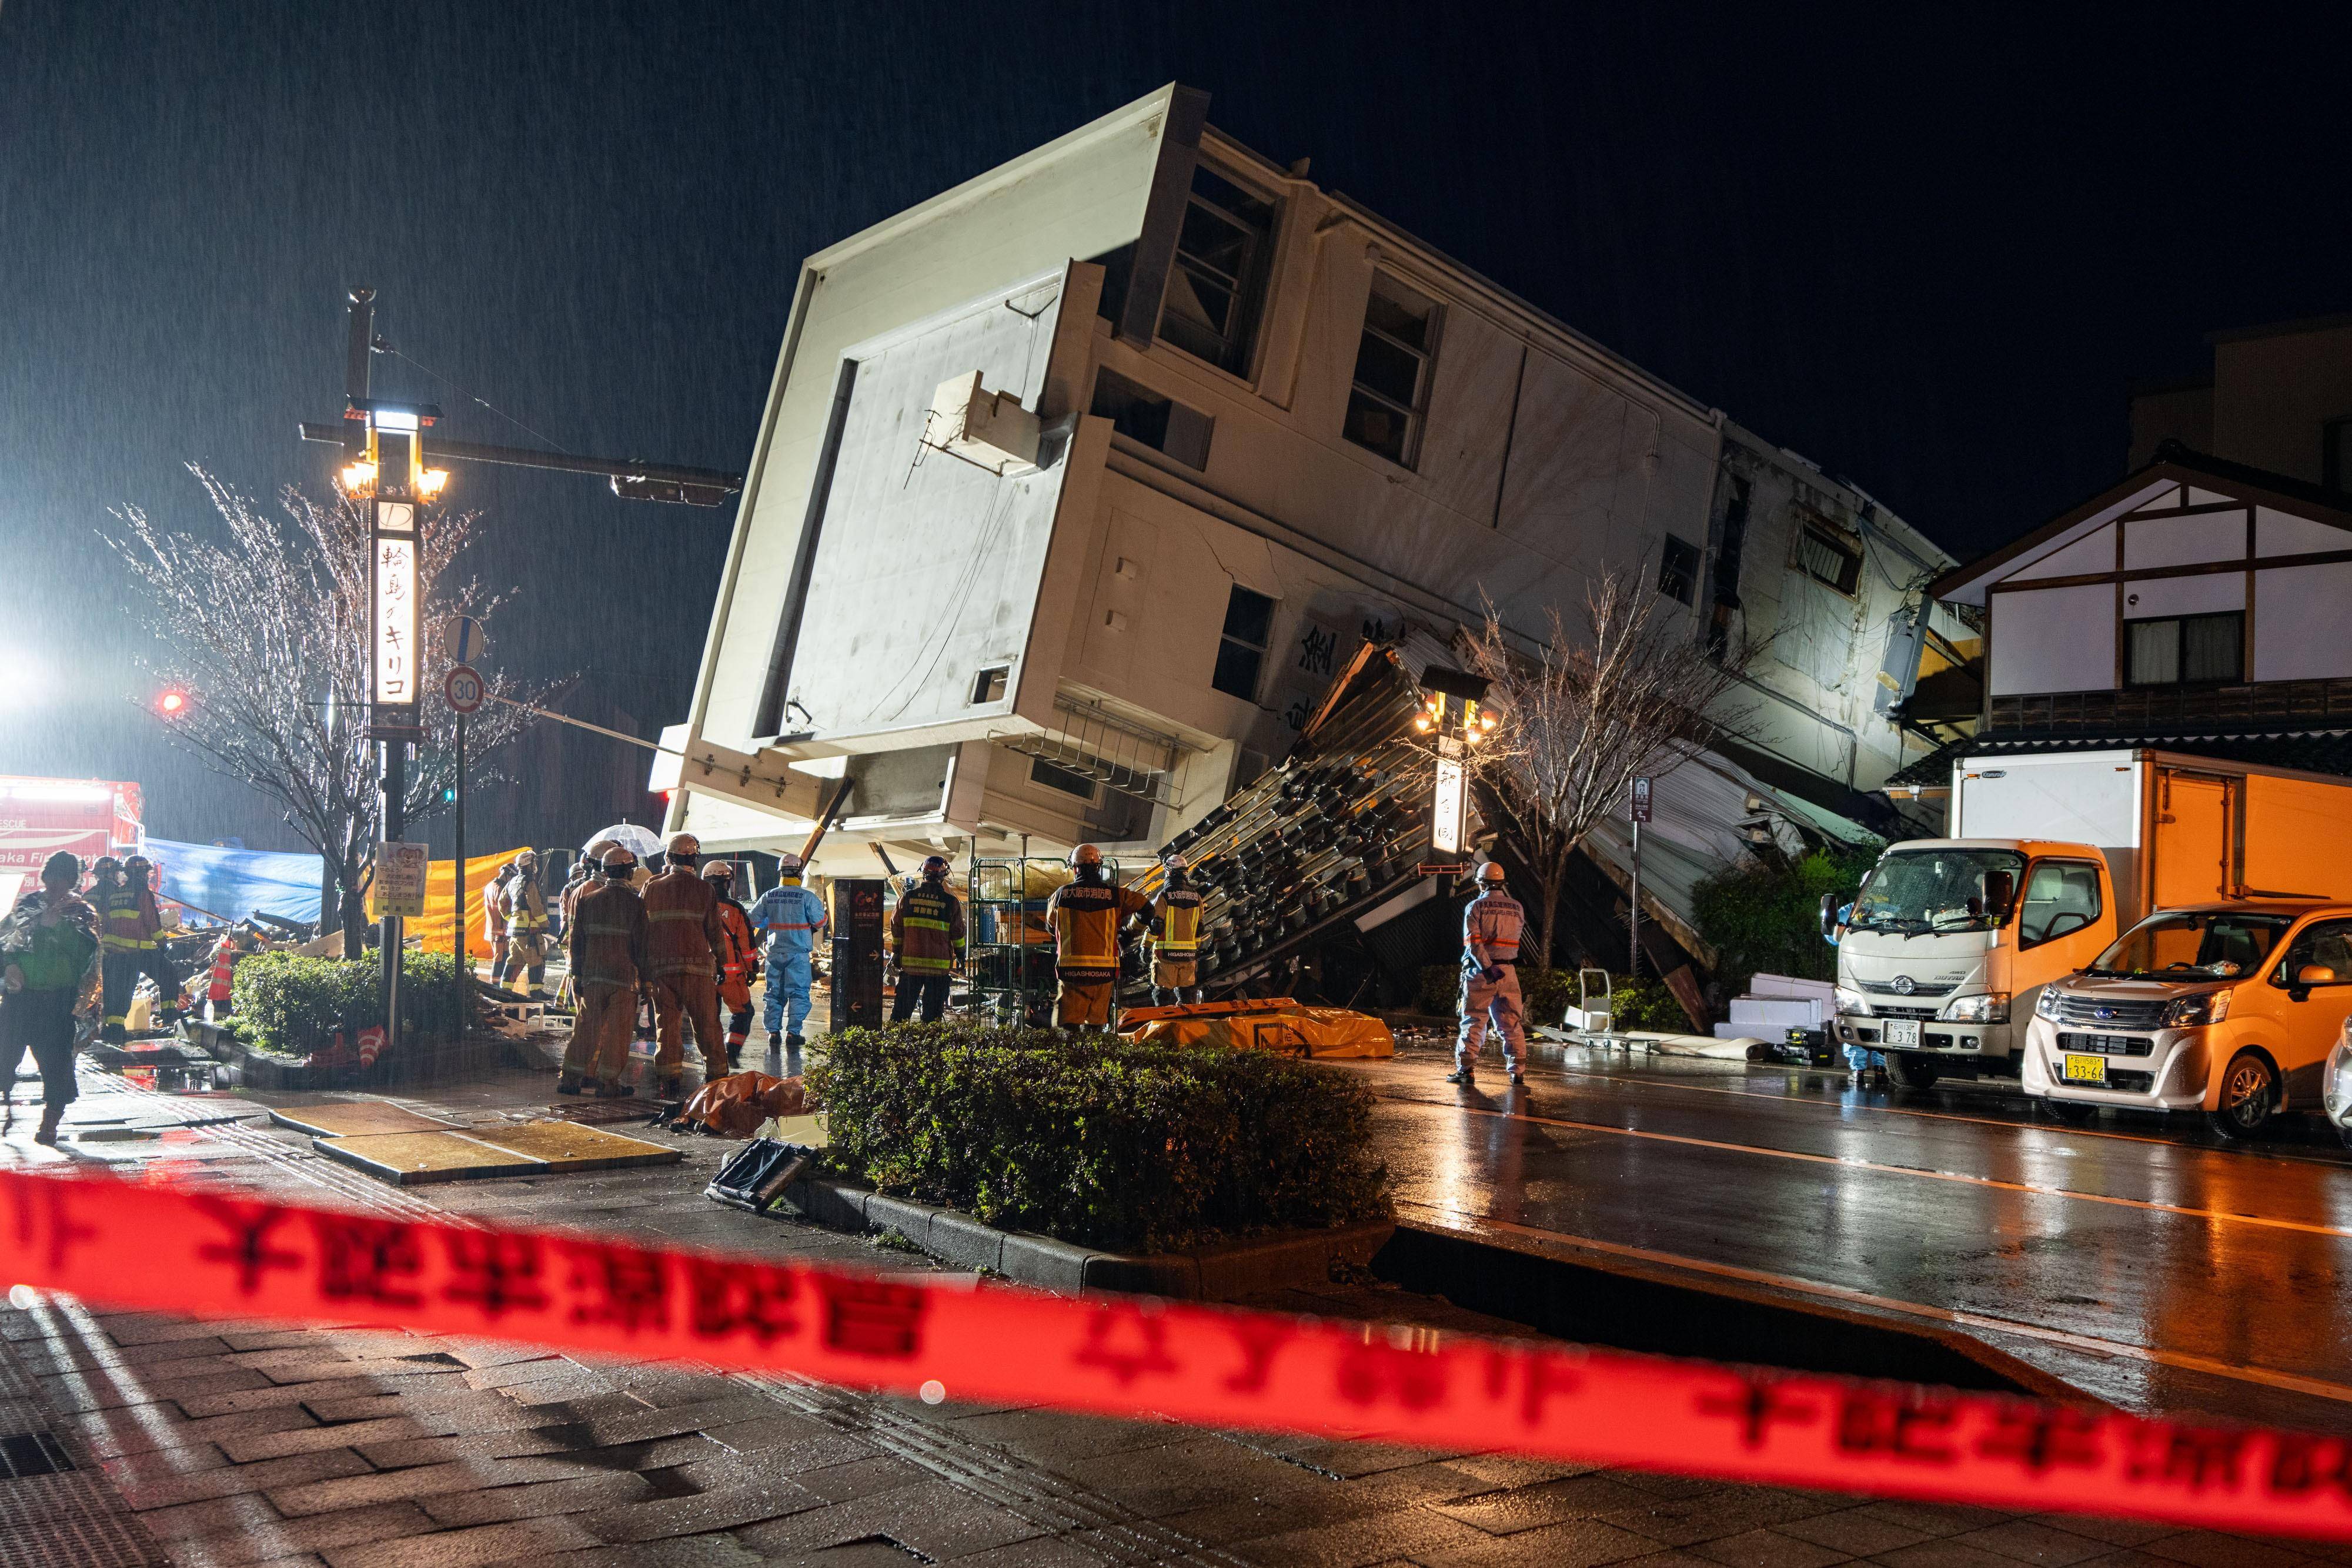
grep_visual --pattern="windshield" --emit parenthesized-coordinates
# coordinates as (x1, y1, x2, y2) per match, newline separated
(1847, 848, 2026, 936)
(2084, 911, 2290, 978)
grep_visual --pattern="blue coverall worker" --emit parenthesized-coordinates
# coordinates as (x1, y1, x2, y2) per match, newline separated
(1448, 861, 1529, 1087)
(746, 854, 827, 1074)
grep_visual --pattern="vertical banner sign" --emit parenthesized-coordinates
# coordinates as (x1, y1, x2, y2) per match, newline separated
(371, 499, 419, 725)
(1629, 776, 1654, 824)
(1432, 736, 1466, 855)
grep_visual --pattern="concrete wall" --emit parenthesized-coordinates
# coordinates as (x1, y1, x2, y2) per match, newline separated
(2209, 320, 2352, 486)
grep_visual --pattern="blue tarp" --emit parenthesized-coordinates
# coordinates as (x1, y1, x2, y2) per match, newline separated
(150, 837, 324, 926)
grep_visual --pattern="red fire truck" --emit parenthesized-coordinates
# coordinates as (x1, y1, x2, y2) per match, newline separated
(0, 775, 143, 908)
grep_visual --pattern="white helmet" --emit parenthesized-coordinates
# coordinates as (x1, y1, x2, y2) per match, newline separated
(777, 852, 804, 877)
(1162, 852, 1188, 872)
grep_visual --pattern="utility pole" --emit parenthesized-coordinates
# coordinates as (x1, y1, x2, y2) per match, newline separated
(1628, 777, 1654, 982)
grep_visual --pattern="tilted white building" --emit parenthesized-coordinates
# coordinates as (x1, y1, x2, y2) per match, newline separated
(662, 84, 1953, 902)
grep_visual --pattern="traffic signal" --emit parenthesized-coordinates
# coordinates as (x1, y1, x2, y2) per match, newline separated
(442, 785, 457, 803)
(155, 687, 189, 718)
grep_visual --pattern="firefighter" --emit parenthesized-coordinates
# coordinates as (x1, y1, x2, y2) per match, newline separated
(746, 852, 826, 1074)
(888, 855, 964, 1023)
(2, 850, 101, 1145)
(204, 925, 256, 1020)
(640, 831, 728, 1097)
(484, 861, 517, 981)
(1147, 852, 1205, 1006)
(1044, 844, 1149, 1031)
(557, 847, 649, 1096)
(499, 851, 552, 995)
(95, 854, 173, 1041)
(1449, 860, 1529, 1088)
(704, 861, 759, 1069)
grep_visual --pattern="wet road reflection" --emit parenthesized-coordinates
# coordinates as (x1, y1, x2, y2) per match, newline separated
(1359, 1039, 2352, 1433)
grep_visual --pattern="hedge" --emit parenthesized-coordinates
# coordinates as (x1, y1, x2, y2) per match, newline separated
(230, 950, 466, 1057)
(808, 1023, 1391, 1253)
(1416, 962, 1577, 1025)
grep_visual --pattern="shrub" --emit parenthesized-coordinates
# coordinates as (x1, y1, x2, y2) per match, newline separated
(808, 1023, 1392, 1253)
(231, 950, 466, 1057)
(1421, 962, 1579, 1028)
(1692, 845, 1880, 998)
(1610, 978, 1685, 1032)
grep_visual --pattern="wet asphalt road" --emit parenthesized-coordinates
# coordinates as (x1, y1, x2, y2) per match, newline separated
(1359, 1037, 2352, 1436)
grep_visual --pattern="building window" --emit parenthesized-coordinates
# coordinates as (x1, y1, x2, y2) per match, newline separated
(1212, 584, 1276, 701)
(1029, 756, 1098, 802)
(2126, 611, 2244, 687)
(1158, 165, 1277, 375)
(1658, 536, 1701, 606)
(1343, 273, 1441, 467)
(1090, 368, 1214, 470)
(2326, 418, 2352, 496)
(1795, 517, 1864, 597)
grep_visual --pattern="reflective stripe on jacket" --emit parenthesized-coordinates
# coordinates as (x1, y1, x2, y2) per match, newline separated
(1463, 889, 1525, 968)
(716, 899, 757, 981)
(640, 868, 726, 979)
(891, 882, 965, 974)
(748, 883, 828, 957)
(1150, 885, 1204, 955)
(96, 885, 158, 951)
(505, 880, 550, 936)
(1045, 881, 1149, 978)
(567, 882, 648, 991)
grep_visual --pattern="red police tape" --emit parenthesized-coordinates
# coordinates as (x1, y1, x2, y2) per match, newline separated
(6, 1166, 2351, 1541)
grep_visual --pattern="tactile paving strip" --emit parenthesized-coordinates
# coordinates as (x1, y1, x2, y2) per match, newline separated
(0, 1321, 159, 1568)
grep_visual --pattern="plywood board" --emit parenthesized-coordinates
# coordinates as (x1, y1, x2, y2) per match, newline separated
(315, 1119, 682, 1186)
(767, 1113, 829, 1148)
(269, 1102, 465, 1139)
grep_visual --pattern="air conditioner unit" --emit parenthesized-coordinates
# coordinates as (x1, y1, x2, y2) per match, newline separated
(927, 372, 1040, 476)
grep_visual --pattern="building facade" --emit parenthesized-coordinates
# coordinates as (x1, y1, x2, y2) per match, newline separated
(663, 85, 1952, 888)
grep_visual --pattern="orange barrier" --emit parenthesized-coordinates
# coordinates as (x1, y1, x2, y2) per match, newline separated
(4, 1166, 2348, 1540)
(405, 847, 532, 962)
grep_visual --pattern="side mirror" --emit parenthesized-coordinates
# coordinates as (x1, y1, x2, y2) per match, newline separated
(1820, 892, 1842, 940)
(2299, 965, 2338, 987)
(1984, 870, 2016, 915)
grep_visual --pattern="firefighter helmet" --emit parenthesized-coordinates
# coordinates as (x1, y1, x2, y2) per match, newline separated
(777, 852, 804, 877)
(92, 855, 122, 878)
(599, 847, 637, 876)
(1162, 852, 1188, 872)
(1070, 844, 1104, 868)
(667, 831, 700, 859)
(920, 854, 950, 880)
(1476, 861, 1508, 884)
(516, 848, 540, 870)
(701, 861, 735, 887)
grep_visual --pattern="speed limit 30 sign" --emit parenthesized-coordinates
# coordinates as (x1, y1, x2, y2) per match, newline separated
(444, 663, 485, 714)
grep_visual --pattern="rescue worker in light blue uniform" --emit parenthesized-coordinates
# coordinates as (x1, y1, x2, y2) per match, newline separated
(1448, 860, 1529, 1088)
(746, 852, 827, 1074)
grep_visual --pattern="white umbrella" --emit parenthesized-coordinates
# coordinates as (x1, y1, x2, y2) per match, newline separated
(582, 823, 664, 861)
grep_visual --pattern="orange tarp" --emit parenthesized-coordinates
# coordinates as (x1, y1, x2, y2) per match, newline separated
(409, 847, 532, 961)
(1122, 999, 1396, 1059)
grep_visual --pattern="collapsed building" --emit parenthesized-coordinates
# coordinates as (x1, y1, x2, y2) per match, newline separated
(659, 83, 1956, 1007)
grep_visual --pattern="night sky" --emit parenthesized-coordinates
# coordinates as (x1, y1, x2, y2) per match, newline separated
(4, 4, 2345, 852)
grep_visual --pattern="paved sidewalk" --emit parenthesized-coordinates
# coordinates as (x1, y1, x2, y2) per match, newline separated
(5, 1066, 2342, 1568)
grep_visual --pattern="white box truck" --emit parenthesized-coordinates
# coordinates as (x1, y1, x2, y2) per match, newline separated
(1828, 749, 2352, 1088)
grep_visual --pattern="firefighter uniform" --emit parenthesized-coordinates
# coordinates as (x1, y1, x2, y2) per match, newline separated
(747, 872, 827, 1052)
(560, 875, 649, 1092)
(1454, 877, 1529, 1081)
(710, 877, 759, 1066)
(1045, 877, 1148, 1029)
(484, 870, 514, 979)
(888, 872, 964, 1023)
(1148, 881, 1205, 1005)
(641, 864, 728, 1086)
(500, 872, 552, 990)
(95, 874, 170, 1041)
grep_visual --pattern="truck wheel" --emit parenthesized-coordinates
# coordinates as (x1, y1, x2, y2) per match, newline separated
(1885, 1053, 1940, 1091)
(2208, 1052, 2280, 1141)
(2042, 1097, 2097, 1125)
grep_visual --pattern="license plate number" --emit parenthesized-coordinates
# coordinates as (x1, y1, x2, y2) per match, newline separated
(2063, 1054, 2108, 1085)
(1881, 1019, 1920, 1048)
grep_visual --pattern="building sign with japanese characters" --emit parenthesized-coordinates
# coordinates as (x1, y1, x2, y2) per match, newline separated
(372, 536, 418, 714)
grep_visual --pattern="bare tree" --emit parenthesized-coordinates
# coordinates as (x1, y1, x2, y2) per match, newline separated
(107, 466, 547, 954)
(1457, 567, 1755, 972)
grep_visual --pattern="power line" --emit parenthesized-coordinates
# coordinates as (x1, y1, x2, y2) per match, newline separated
(380, 343, 575, 456)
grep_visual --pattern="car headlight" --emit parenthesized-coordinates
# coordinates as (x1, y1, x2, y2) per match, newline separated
(1834, 987, 1872, 1017)
(2034, 988, 2066, 1020)
(1939, 992, 2010, 1024)
(2325, 1035, 2348, 1121)
(2160, 989, 2233, 1029)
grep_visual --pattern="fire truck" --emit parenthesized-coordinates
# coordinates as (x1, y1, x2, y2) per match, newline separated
(0, 775, 143, 908)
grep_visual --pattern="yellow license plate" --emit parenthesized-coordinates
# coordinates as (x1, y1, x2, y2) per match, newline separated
(2063, 1054, 2108, 1085)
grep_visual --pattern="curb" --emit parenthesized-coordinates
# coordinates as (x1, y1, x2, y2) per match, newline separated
(776, 1175, 1395, 1300)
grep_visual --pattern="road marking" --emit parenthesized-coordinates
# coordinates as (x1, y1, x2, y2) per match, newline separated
(1398, 1199, 2352, 1408)
(1531, 1059, 2352, 1168)
(1381, 1092, 2352, 1241)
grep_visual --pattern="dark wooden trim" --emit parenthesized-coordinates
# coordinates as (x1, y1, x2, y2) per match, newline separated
(2119, 500, 2249, 521)
(1984, 545, 2352, 594)
(1117, 85, 1211, 349)
(1932, 460, 2352, 600)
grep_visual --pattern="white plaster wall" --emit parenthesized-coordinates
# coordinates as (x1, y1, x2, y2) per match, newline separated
(2253, 563, 2352, 680)
(1990, 583, 2117, 695)
(2009, 524, 2114, 580)
(2123, 511, 2246, 570)
(2121, 573, 2244, 619)
(2257, 507, 2352, 558)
